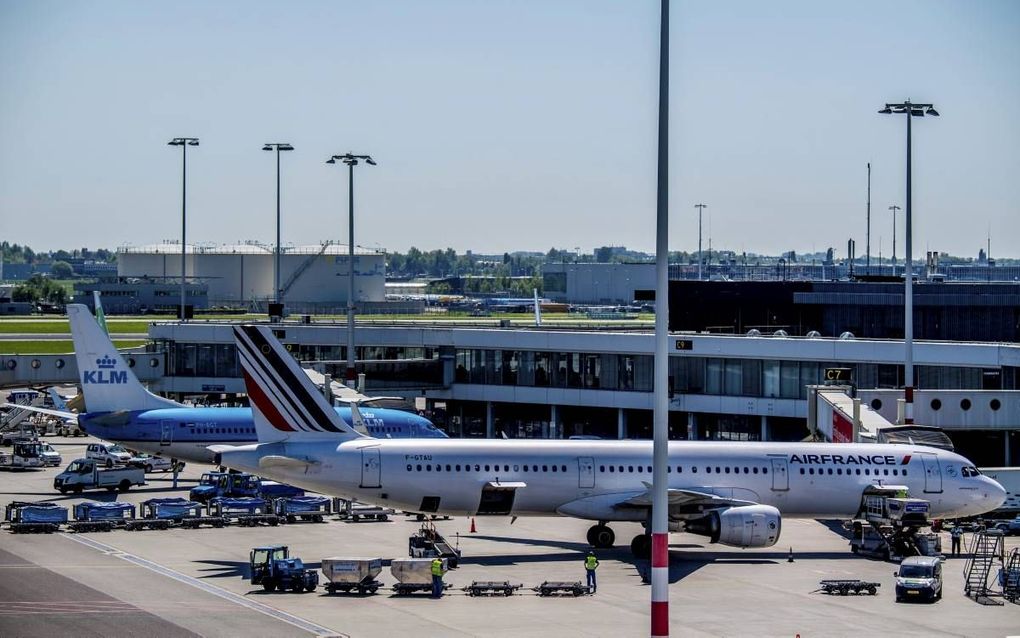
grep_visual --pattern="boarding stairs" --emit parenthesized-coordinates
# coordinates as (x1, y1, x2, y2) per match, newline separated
(1, 395, 44, 437)
(963, 529, 1005, 605)
(1002, 548, 1020, 604)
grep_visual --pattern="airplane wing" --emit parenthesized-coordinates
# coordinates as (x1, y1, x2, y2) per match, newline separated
(618, 486, 759, 511)
(2, 403, 78, 421)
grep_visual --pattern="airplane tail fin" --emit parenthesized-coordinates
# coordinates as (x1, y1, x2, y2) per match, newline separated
(233, 324, 364, 444)
(48, 388, 68, 411)
(93, 291, 108, 334)
(67, 304, 180, 413)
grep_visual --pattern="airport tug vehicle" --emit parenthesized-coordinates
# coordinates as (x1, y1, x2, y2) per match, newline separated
(249, 545, 318, 593)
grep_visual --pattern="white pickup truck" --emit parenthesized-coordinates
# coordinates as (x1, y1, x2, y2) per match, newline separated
(54, 458, 145, 494)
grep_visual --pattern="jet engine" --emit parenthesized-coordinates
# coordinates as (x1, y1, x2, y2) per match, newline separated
(683, 504, 781, 548)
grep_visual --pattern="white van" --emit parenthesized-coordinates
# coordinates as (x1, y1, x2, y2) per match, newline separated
(85, 443, 134, 468)
(894, 556, 943, 602)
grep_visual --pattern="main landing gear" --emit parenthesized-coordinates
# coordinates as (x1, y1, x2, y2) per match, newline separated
(586, 523, 615, 548)
(586, 523, 653, 558)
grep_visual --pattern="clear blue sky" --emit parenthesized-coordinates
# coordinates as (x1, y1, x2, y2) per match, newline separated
(2, 1, 1017, 258)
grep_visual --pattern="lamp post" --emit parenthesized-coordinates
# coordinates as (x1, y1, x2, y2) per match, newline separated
(888, 204, 900, 276)
(167, 137, 199, 320)
(878, 100, 939, 425)
(262, 143, 294, 308)
(327, 152, 376, 384)
(694, 203, 707, 281)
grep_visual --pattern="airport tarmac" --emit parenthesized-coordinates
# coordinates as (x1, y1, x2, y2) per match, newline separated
(1, 435, 1018, 637)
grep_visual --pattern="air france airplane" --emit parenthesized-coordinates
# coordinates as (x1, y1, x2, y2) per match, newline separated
(24, 305, 445, 465)
(216, 325, 1007, 556)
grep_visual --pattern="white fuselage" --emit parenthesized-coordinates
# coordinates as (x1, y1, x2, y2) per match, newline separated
(218, 439, 1006, 521)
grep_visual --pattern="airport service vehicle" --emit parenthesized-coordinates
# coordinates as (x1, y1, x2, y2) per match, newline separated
(894, 556, 943, 602)
(189, 472, 303, 503)
(4, 501, 67, 534)
(214, 325, 1009, 558)
(54, 458, 145, 494)
(992, 516, 1020, 536)
(321, 557, 383, 594)
(86, 443, 134, 468)
(11, 305, 446, 467)
(38, 443, 62, 467)
(0, 441, 45, 469)
(249, 545, 318, 593)
(390, 558, 449, 596)
(128, 453, 173, 473)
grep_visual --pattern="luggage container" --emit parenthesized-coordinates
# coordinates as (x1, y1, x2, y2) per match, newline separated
(274, 496, 330, 523)
(321, 557, 384, 594)
(211, 497, 279, 526)
(141, 498, 225, 529)
(5, 501, 67, 534)
(391, 557, 449, 595)
(70, 501, 135, 532)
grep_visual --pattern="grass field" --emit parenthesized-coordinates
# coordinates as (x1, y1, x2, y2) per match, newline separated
(0, 320, 152, 334)
(0, 340, 147, 354)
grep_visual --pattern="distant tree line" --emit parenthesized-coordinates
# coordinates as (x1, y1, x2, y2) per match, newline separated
(10, 274, 68, 305)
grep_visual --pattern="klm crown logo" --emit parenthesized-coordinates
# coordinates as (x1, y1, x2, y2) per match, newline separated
(83, 354, 128, 385)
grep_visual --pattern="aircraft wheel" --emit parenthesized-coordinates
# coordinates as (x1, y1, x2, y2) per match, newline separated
(630, 533, 652, 559)
(587, 524, 615, 548)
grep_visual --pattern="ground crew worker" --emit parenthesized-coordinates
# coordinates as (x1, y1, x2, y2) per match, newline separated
(430, 557, 444, 598)
(950, 524, 963, 556)
(584, 550, 600, 593)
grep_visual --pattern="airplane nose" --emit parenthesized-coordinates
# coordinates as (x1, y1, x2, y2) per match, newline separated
(986, 477, 1008, 511)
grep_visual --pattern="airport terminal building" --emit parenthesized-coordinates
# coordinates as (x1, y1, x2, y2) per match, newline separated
(140, 320, 1020, 468)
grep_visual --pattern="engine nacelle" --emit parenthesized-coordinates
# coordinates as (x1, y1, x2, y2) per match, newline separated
(684, 505, 781, 548)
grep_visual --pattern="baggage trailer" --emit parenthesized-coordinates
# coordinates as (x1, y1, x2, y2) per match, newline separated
(274, 496, 330, 523)
(321, 557, 383, 594)
(391, 558, 450, 596)
(211, 497, 279, 526)
(333, 498, 394, 522)
(463, 581, 522, 597)
(533, 581, 589, 597)
(70, 501, 136, 532)
(5, 501, 67, 534)
(141, 498, 224, 529)
(816, 580, 881, 596)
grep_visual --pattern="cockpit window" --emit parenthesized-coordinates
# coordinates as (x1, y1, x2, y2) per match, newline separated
(961, 466, 981, 477)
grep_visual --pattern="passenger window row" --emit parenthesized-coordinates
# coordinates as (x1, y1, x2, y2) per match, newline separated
(599, 464, 769, 475)
(799, 467, 907, 477)
(406, 463, 569, 473)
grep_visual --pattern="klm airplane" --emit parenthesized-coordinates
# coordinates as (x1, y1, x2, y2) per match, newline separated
(29, 305, 446, 465)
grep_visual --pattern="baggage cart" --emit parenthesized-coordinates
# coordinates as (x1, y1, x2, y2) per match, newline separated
(334, 498, 394, 522)
(815, 580, 881, 596)
(391, 557, 450, 595)
(140, 498, 224, 529)
(321, 557, 384, 594)
(211, 497, 279, 526)
(70, 501, 135, 532)
(5, 501, 67, 534)
(533, 581, 588, 597)
(463, 581, 522, 597)
(274, 496, 331, 523)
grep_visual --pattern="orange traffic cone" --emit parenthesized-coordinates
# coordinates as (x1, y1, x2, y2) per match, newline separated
(470, 517, 477, 533)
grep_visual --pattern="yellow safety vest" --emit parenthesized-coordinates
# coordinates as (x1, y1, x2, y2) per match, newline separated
(431, 559, 443, 576)
(585, 556, 598, 570)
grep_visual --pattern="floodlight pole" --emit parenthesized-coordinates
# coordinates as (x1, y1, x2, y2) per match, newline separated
(879, 100, 939, 425)
(168, 137, 199, 321)
(694, 204, 707, 281)
(328, 152, 376, 383)
(889, 205, 900, 275)
(263, 143, 294, 307)
(652, 0, 670, 636)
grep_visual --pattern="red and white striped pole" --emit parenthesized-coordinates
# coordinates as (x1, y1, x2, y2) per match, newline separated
(652, 0, 670, 636)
